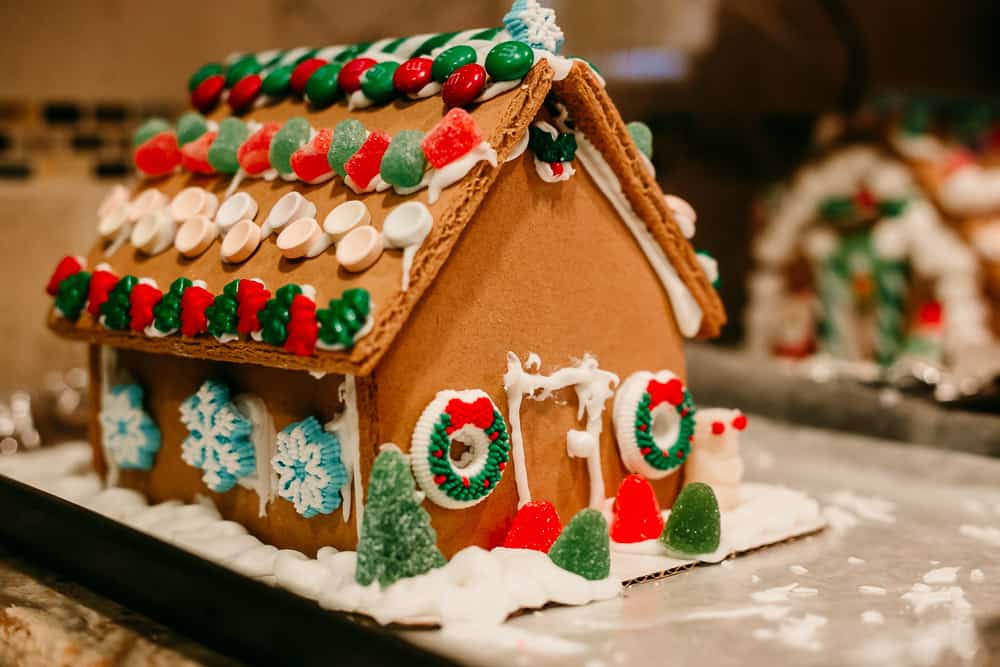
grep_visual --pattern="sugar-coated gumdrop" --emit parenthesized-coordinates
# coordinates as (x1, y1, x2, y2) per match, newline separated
(393, 57, 433, 95)
(176, 112, 208, 146)
(379, 130, 427, 189)
(180, 130, 218, 175)
(191, 74, 226, 113)
(46, 256, 83, 296)
(626, 121, 653, 160)
(344, 131, 391, 191)
(129, 283, 163, 332)
(610, 474, 664, 543)
(359, 62, 398, 104)
(269, 117, 311, 176)
(228, 74, 263, 112)
(87, 269, 119, 316)
(338, 57, 378, 94)
(328, 119, 366, 178)
(134, 131, 181, 177)
(290, 57, 327, 95)
(305, 62, 343, 107)
(208, 118, 250, 174)
(289, 128, 333, 183)
(133, 118, 170, 148)
(236, 279, 271, 335)
(661, 482, 721, 555)
(237, 122, 281, 175)
(547, 508, 611, 581)
(503, 500, 562, 552)
(355, 449, 446, 587)
(179, 284, 215, 337)
(421, 108, 483, 169)
(441, 63, 486, 108)
(261, 63, 294, 97)
(284, 294, 318, 356)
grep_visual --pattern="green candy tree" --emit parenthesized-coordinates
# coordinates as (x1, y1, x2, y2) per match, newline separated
(355, 449, 446, 587)
(660, 482, 721, 555)
(100, 276, 138, 330)
(258, 284, 303, 346)
(152, 277, 192, 334)
(316, 288, 371, 349)
(547, 508, 611, 581)
(54, 271, 91, 321)
(206, 280, 240, 339)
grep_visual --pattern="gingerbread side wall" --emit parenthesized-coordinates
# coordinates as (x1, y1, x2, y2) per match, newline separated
(372, 154, 688, 557)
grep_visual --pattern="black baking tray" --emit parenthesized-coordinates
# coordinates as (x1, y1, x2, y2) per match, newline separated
(0, 473, 456, 667)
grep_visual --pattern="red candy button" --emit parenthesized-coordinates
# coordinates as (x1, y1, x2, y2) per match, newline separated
(290, 58, 327, 95)
(393, 57, 433, 95)
(442, 63, 486, 108)
(191, 74, 225, 113)
(337, 57, 378, 94)
(228, 74, 262, 112)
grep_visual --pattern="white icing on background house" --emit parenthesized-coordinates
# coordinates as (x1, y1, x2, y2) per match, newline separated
(325, 374, 363, 537)
(233, 394, 277, 517)
(503, 352, 618, 509)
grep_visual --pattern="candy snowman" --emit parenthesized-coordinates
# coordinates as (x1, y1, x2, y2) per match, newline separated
(685, 409, 746, 511)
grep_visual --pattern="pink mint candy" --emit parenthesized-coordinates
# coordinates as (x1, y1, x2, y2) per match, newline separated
(344, 131, 391, 190)
(135, 131, 182, 177)
(290, 128, 333, 183)
(421, 108, 482, 169)
(237, 122, 282, 175)
(180, 130, 217, 174)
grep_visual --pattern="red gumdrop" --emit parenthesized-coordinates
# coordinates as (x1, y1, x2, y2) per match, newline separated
(393, 57, 433, 95)
(46, 256, 83, 296)
(290, 58, 327, 95)
(502, 500, 563, 552)
(236, 280, 271, 335)
(87, 270, 119, 316)
(134, 131, 181, 177)
(237, 122, 282, 175)
(338, 57, 378, 94)
(421, 108, 483, 169)
(442, 63, 486, 108)
(179, 285, 215, 337)
(290, 128, 333, 183)
(731, 413, 748, 431)
(191, 74, 225, 112)
(228, 74, 263, 113)
(180, 130, 218, 174)
(284, 294, 318, 356)
(344, 130, 391, 190)
(129, 283, 163, 332)
(610, 474, 664, 543)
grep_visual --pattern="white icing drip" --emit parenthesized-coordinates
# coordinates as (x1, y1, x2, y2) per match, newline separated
(427, 141, 498, 204)
(939, 164, 1000, 217)
(347, 90, 374, 111)
(474, 79, 521, 103)
(503, 352, 618, 509)
(533, 157, 575, 183)
(314, 310, 375, 352)
(344, 173, 389, 195)
(143, 325, 175, 338)
(223, 169, 246, 201)
(383, 201, 433, 292)
(890, 129, 948, 162)
(233, 394, 276, 518)
(98, 346, 120, 487)
(409, 81, 442, 100)
(563, 122, 704, 337)
(506, 129, 530, 163)
(324, 375, 362, 533)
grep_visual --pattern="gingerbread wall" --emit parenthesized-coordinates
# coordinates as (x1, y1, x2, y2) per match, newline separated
(373, 153, 688, 557)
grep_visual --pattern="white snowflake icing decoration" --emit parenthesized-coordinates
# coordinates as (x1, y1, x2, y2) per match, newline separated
(271, 416, 347, 518)
(179, 379, 256, 493)
(503, 0, 565, 53)
(99, 383, 161, 470)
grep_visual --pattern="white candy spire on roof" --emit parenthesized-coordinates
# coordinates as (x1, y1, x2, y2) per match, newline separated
(503, 0, 565, 54)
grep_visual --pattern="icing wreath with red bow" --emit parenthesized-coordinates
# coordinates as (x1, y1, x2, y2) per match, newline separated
(409, 389, 511, 509)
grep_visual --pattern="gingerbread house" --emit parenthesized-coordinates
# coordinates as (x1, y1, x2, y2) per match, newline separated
(44, 3, 725, 559)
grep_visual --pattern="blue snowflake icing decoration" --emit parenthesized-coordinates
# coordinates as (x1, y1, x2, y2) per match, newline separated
(503, 0, 565, 54)
(179, 379, 256, 493)
(271, 416, 347, 519)
(100, 383, 161, 470)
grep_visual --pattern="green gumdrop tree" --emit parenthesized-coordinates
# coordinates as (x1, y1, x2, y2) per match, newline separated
(661, 482, 721, 555)
(355, 449, 446, 587)
(153, 277, 192, 333)
(206, 280, 240, 339)
(547, 508, 611, 581)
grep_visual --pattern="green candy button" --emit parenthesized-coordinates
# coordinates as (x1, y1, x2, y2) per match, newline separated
(261, 64, 295, 97)
(225, 56, 262, 88)
(432, 45, 477, 83)
(188, 63, 223, 92)
(305, 62, 343, 107)
(360, 62, 399, 103)
(485, 41, 535, 81)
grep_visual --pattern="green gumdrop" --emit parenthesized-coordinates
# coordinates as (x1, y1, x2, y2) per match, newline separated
(432, 45, 477, 83)
(355, 449, 446, 587)
(380, 130, 427, 188)
(176, 112, 208, 146)
(133, 118, 170, 148)
(661, 482, 721, 555)
(189, 62, 223, 92)
(360, 62, 399, 104)
(305, 62, 343, 107)
(261, 64, 295, 97)
(208, 118, 249, 174)
(269, 117, 311, 175)
(547, 508, 610, 581)
(626, 121, 653, 160)
(225, 55, 262, 88)
(328, 119, 366, 177)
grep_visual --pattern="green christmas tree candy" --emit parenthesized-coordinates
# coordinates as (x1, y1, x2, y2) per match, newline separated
(55, 271, 91, 321)
(317, 288, 371, 348)
(100, 275, 138, 331)
(257, 284, 303, 345)
(152, 277, 192, 334)
(328, 119, 366, 178)
(269, 117, 311, 176)
(208, 118, 249, 174)
(206, 280, 240, 339)
(661, 482, 721, 555)
(355, 449, 446, 587)
(626, 121, 653, 160)
(547, 508, 610, 581)
(380, 131, 427, 189)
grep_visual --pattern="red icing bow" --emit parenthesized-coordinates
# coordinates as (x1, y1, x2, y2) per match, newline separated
(444, 397, 494, 434)
(646, 378, 684, 409)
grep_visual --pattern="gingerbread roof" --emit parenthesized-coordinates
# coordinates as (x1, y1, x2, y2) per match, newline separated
(48, 27, 724, 376)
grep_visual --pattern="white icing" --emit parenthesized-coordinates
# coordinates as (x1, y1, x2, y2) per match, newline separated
(474, 79, 521, 104)
(232, 394, 276, 518)
(98, 346, 120, 486)
(427, 141, 498, 204)
(890, 129, 947, 162)
(383, 202, 433, 292)
(503, 352, 618, 509)
(409, 81, 443, 100)
(347, 90, 374, 111)
(939, 164, 1000, 217)
(533, 157, 575, 183)
(562, 123, 704, 337)
(324, 375, 362, 533)
(685, 407, 744, 511)
(697, 252, 719, 286)
(924, 566, 960, 585)
(506, 129, 530, 163)
(958, 523, 1000, 546)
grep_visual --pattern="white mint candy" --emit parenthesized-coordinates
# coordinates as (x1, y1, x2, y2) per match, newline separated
(98, 205, 130, 239)
(98, 184, 130, 219)
(336, 225, 383, 272)
(323, 200, 370, 240)
(170, 187, 218, 222)
(383, 201, 432, 249)
(216, 192, 258, 233)
(129, 189, 168, 222)
(131, 208, 176, 256)
(175, 215, 218, 258)
(221, 220, 262, 263)
(264, 192, 316, 237)
(277, 218, 332, 259)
